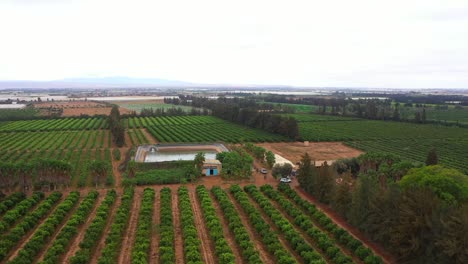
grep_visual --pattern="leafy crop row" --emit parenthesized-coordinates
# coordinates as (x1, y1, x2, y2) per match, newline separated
(211, 186, 262, 264)
(131, 188, 155, 264)
(69, 189, 117, 264)
(260, 185, 352, 264)
(9, 191, 81, 264)
(0, 192, 62, 261)
(0, 192, 44, 234)
(0, 192, 25, 216)
(40, 191, 100, 264)
(159, 188, 175, 264)
(178, 186, 203, 263)
(97, 188, 134, 264)
(244, 185, 325, 263)
(229, 185, 296, 264)
(277, 184, 383, 264)
(195, 185, 235, 263)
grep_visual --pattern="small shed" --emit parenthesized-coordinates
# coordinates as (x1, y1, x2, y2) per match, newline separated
(203, 159, 222, 176)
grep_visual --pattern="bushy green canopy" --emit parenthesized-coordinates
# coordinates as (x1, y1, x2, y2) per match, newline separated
(399, 165, 468, 204)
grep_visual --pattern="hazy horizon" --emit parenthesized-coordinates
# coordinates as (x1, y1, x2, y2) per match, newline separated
(1, 0, 467, 89)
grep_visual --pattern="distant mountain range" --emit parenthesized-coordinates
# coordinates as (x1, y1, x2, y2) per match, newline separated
(0, 77, 195, 89)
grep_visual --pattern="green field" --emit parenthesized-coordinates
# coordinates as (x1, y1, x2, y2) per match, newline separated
(399, 106, 468, 125)
(124, 116, 287, 143)
(0, 118, 114, 188)
(291, 113, 468, 173)
(262, 102, 319, 113)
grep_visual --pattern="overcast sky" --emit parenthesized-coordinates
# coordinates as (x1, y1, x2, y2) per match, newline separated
(0, 0, 467, 88)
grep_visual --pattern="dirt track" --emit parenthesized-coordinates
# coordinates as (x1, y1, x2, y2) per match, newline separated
(118, 188, 142, 264)
(189, 190, 216, 264)
(172, 191, 184, 264)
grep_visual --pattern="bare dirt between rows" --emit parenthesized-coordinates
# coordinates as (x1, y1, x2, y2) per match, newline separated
(226, 191, 274, 264)
(189, 190, 216, 264)
(294, 187, 396, 264)
(209, 192, 244, 264)
(2, 194, 66, 263)
(172, 191, 184, 264)
(141, 128, 158, 144)
(34, 195, 84, 264)
(88, 190, 122, 264)
(118, 187, 143, 264)
(62, 191, 106, 263)
(243, 190, 305, 264)
(150, 189, 161, 264)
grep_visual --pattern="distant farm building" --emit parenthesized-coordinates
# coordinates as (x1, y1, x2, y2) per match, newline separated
(202, 159, 222, 176)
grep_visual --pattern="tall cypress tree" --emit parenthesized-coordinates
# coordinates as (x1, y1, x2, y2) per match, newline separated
(426, 148, 438, 165)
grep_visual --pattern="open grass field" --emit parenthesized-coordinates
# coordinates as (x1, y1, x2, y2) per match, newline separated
(290, 113, 468, 173)
(0, 184, 387, 264)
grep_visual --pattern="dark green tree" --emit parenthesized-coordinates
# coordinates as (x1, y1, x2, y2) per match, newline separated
(426, 148, 438, 166)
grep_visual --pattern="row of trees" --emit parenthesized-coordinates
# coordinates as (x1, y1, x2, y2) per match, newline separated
(297, 152, 468, 263)
(0, 158, 111, 191)
(171, 96, 300, 140)
(108, 105, 125, 147)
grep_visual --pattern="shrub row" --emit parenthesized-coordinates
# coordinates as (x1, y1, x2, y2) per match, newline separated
(39, 191, 100, 264)
(260, 185, 352, 264)
(211, 186, 262, 264)
(131, 188, 155, 264)
(69, 190, 117, 264)
(0, 192, 62, 261)
(9, 191, 81, 264)
(244, 185, 325, 264)
(178, 187, 203, 264)
(195, 185, 235, 263)
(97, 188, 134, 264)
(0, 192, 26, 216)
(229, 185, 297, 264)
(159, 188, 175, 264)
(277, 184, 383, 264)
(0, 192, 44, 234)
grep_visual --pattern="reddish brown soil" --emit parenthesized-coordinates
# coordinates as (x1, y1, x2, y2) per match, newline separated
(118, 188, 142, 264)
(172, 190, 184, 264)
(150, 189, 161, 264)
(141, 128, 158, 144)
(244, 190, 304, 264)
(88, 190, 122, 264)
(189, 190, 216, 264)
(33, 101, 133, 117)
(257, 142, 363, 165)
(209, 192, 243, 263)
(62, 191, 106, 263)
(5, 194, 65, 262)
(33, 195, 83, 264)
(294, 187, 396, 264)
(226, 191, 274, 263)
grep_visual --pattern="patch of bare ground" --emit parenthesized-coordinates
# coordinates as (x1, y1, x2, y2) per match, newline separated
(188, 190, 216, 264)
(62, 191, 106, 263)
(257, 141, 363, 165)
(225, 191, 274, 264)
(88, 190, 122, 264)
(209, 192, 244, 264)
(294, 187, 396, 264)
(244, 190, 305, 264)
(3, 194, 66, 263)
(118, 187, 143, 264)
(172, 190, 184, 264)
(141, 128, 158, 144)
(150, 188, 161, 264)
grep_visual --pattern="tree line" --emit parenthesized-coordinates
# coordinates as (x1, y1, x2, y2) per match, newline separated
(167, 96, 300, 140)
(109, 105, 125, 147)
(297, 152, 468, 263)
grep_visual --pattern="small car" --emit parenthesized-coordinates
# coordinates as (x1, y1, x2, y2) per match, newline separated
(280, 177, 292, 183)
(260, 168, 268, 174)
